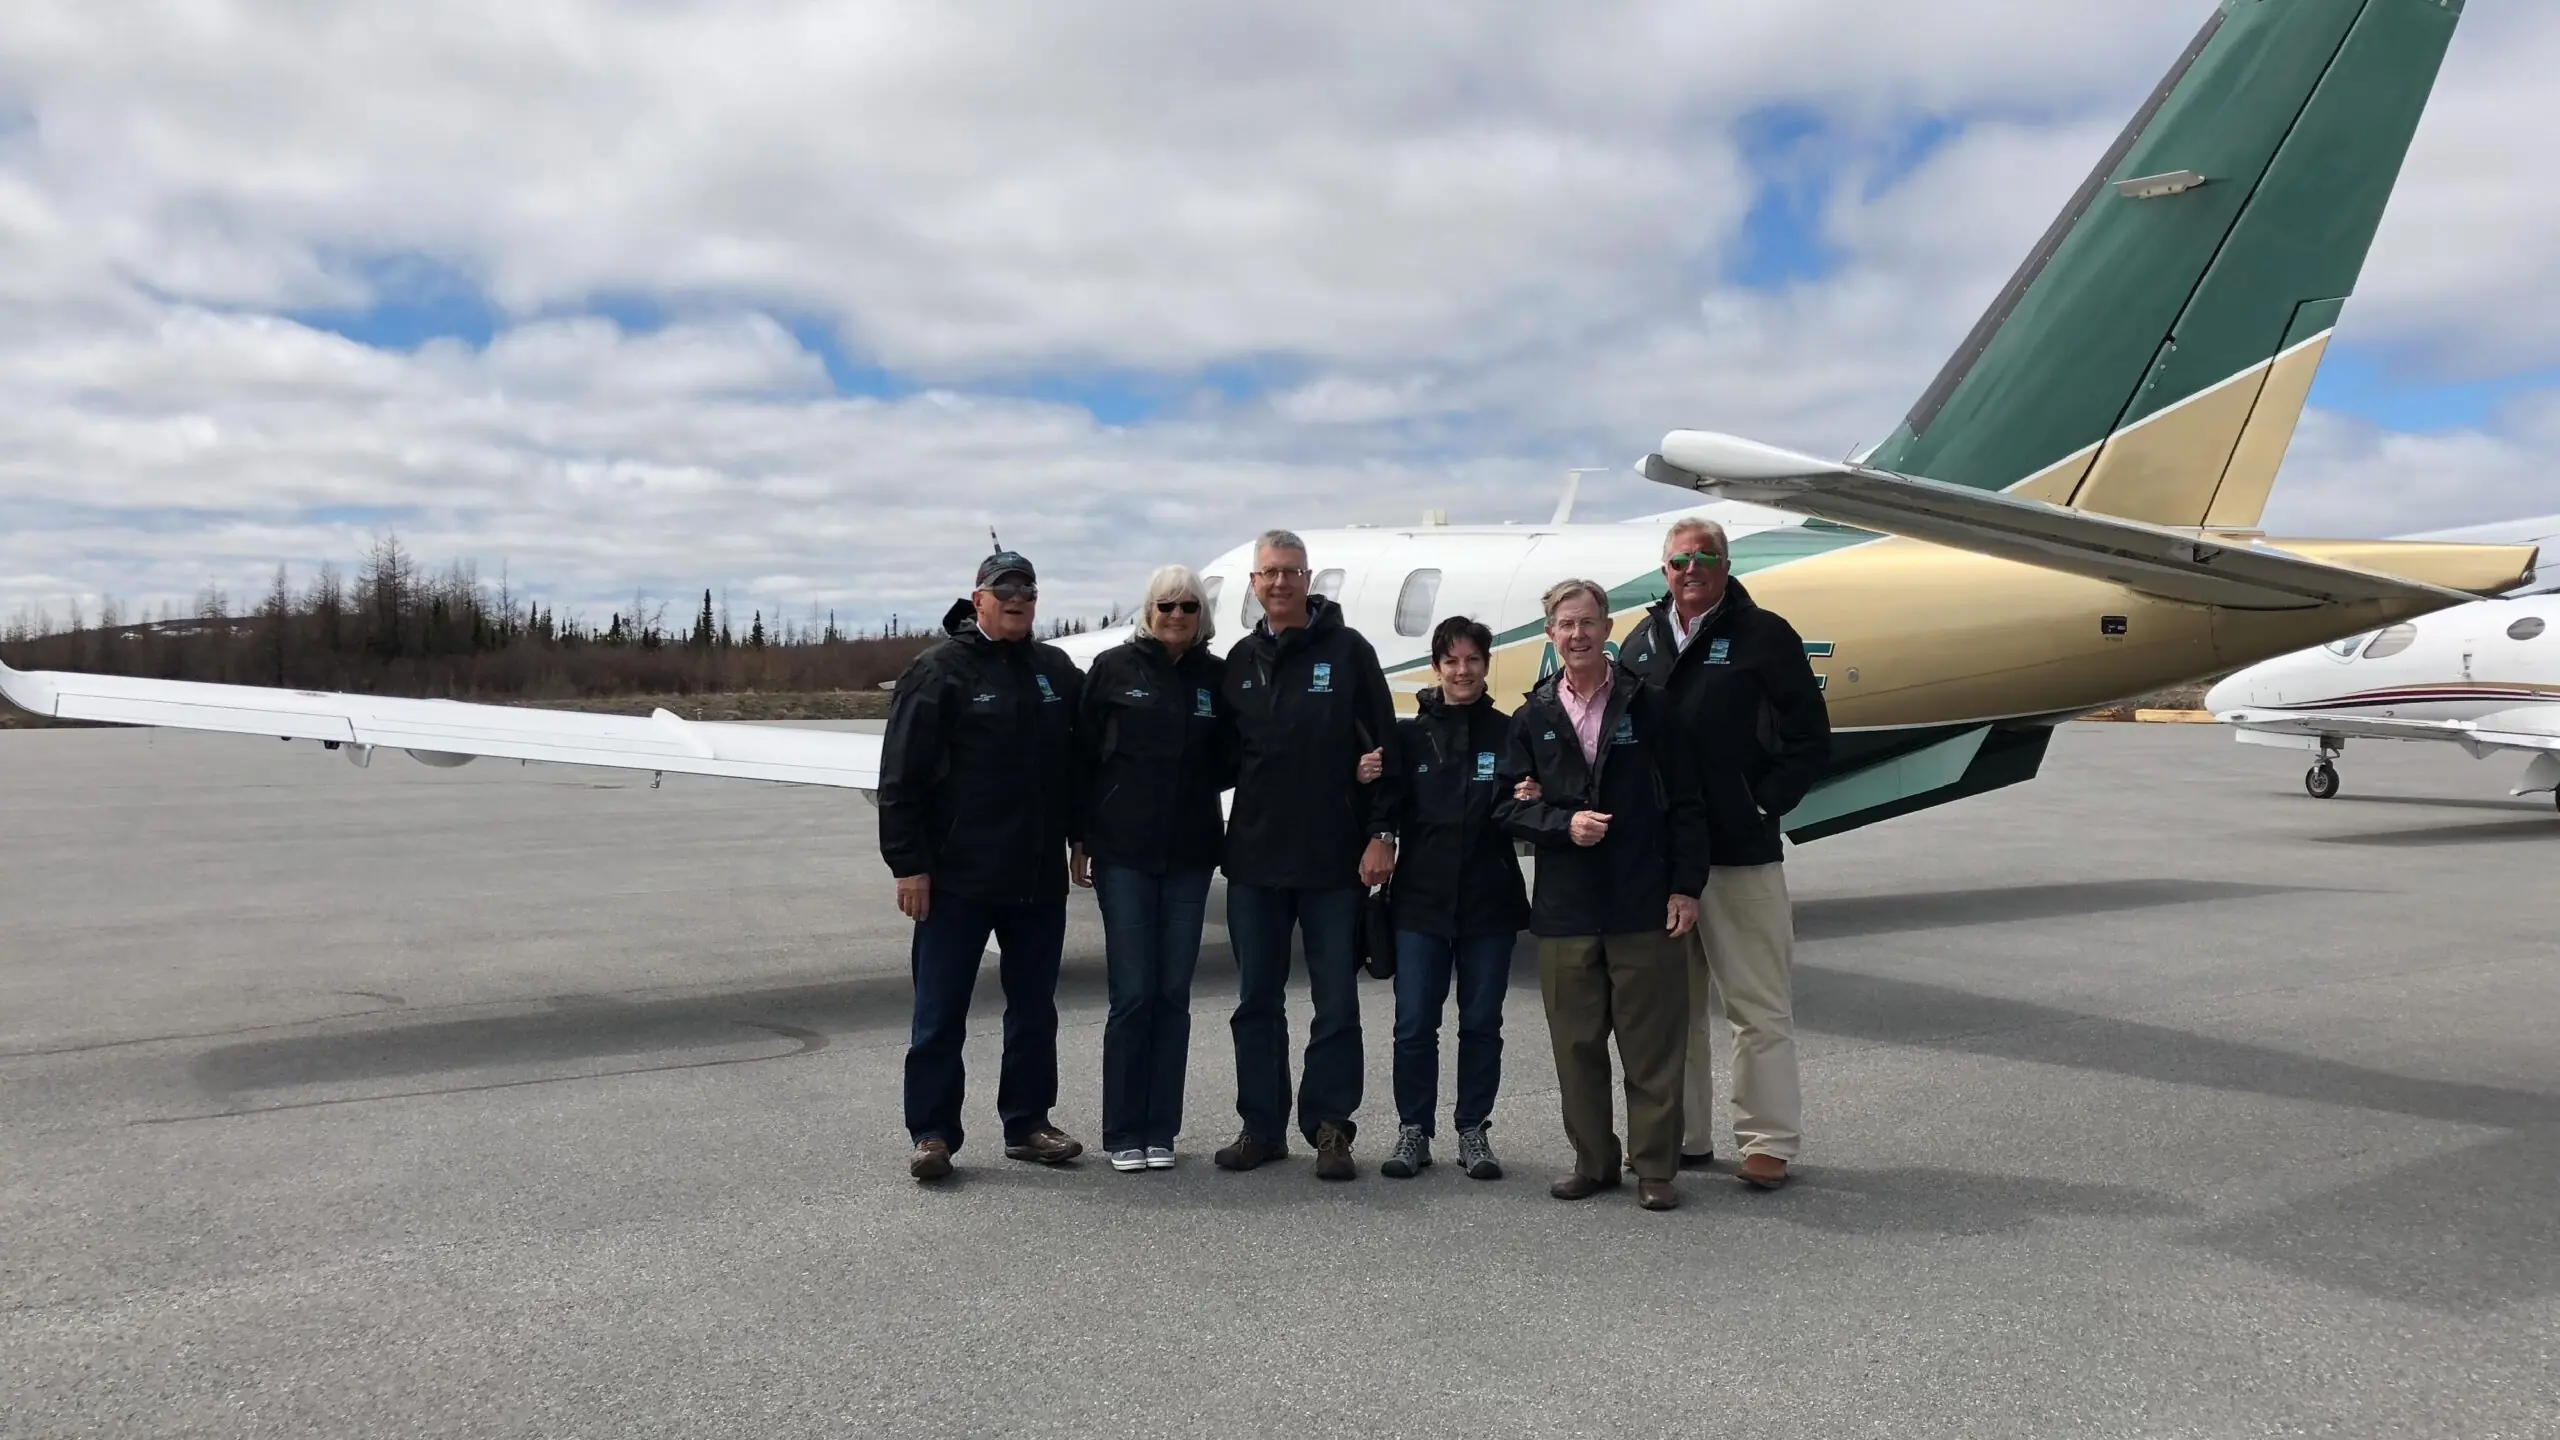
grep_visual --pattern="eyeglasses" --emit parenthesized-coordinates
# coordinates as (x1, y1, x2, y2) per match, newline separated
(1252, 566, 1310, 582)
(982, 582, 1037, 602)
(1665, 551, 1725, 572)
(1154, 599, 1201, 614)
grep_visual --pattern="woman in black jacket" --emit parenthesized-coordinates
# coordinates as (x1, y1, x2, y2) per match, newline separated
(1071, 565, 1233, 1174)
(1376, 616, 1530, 1182)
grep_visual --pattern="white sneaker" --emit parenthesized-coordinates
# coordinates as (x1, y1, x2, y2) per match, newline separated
(1145, 1146, 1176, 1170)
(1109, 1148, 1148, 1172)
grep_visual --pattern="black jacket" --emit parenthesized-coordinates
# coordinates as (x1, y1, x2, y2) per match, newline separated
(1495, 670, 1709, 938)
(1389, 688, 1532, 939)
(1616, 578, 1830, 867)
(1220, 595, 1401, 890)
(876, 599, 1084, 906)
(1076, 634, 1233, 876)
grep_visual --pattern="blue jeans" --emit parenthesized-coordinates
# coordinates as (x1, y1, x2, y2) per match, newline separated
(903, 890, 1067, 1154)
(1225, 882, 1365, 1146)
(1093, 864, 1213, 1151)
(1391, 930, 1516, 1134)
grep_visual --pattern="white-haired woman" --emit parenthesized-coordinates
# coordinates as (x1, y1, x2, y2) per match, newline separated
(1070, 565, 1235, 1173)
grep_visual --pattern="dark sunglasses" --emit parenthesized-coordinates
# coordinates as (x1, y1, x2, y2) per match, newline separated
(983, 581, 1038, 602)
(1665, 551, 1725, 571)
(1154, 599, 1201, 614)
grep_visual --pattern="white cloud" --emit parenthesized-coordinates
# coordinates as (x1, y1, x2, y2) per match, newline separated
(0, 0, 2554, 629)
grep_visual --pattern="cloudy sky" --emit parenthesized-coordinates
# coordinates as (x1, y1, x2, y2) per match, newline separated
(2, 1, 2555, 632)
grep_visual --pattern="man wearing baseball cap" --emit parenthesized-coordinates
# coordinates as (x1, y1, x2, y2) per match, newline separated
(878, 548, 1089, 1181)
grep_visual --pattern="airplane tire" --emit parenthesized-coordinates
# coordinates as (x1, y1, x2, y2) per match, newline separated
(2305, 761, 2340, 800)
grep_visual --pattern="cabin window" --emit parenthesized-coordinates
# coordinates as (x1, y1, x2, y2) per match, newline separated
(1240, 581, 1263, 631)
(1201, 576, 1223, 613)
(2360, 624, 2417, 660)
(2507, 615, 2546, 642)
(2323, 633, 2371, 658)
(1312, 569, 1345, 601)
(1394, 569, 1442, 637)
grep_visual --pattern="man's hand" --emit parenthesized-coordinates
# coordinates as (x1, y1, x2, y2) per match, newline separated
(896, 874, 932, 922)
(1360, 837, 1396, 888)
(1666, 894, 1698, 939)
(1070, 844, 1093, 890)
(1513, 776, 1543, 804)
(1356, 748, 1385, 784)
(1568, 810, 1612, 847)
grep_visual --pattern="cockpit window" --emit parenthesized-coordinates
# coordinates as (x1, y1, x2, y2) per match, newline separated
(2507, 615, 2545, 642)
(2361, 624, 2418, 660)
(2323, 632, 2372, 658)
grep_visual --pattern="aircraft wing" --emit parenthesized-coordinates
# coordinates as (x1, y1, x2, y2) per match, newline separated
(2216, 705, 2560, 756)
(1639, 431, 2478, 612)
(0, 660, 882, 790)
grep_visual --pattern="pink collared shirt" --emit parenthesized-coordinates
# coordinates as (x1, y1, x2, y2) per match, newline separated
(1557, 664, 1614, 767)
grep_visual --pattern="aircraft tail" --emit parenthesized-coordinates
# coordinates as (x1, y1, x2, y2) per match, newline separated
(1859, 0, 2462, 531)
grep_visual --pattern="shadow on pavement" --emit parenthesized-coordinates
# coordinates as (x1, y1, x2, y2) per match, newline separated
(1795, 878, 2319, 942)
(2185, 1127, 2560, 1313)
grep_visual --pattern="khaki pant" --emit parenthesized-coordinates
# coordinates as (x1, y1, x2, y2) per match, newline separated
(1538, 931, 1689, 1182)
(1681, 862, 1801, 1161)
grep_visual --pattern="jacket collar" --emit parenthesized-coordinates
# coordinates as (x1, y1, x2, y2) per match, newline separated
(1253, 592, 1344, 649)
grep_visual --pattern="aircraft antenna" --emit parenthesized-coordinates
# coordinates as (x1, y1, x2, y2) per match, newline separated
(1554, 468, 1609, 525)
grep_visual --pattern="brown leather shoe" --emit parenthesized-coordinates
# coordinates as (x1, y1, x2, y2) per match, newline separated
(1213, 1132, 1287, 1170)
(1738, 1153, 1791, 1190)
(909, 1138, 953, 1181)
(1637, 1179, 1679, 1211)
(1003, 1126, 1084, 1165)
(1549, 1172, 1622, 1201)
(1313, 1122, 1357, 1181)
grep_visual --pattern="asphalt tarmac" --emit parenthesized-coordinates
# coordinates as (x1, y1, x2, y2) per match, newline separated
(3, 721, 2556, 1438)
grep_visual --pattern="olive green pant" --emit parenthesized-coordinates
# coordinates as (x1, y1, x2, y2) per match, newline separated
(1537, 931, 1690, 1183)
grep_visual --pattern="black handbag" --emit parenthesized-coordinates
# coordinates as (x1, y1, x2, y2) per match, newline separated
(1359, 883, 1397, 980)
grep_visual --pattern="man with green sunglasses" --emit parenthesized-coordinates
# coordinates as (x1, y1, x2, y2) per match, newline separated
(1615, 517, 1830, 1192)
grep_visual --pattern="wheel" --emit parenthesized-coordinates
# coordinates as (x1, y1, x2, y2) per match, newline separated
(2305, 761, 2340, 800)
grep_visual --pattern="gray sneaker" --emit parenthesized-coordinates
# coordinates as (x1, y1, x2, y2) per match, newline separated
(1456, 1123, 1502, 1180)
(1380, 1124, 1433, 1179)
(1144, 1146, 1176, 1170)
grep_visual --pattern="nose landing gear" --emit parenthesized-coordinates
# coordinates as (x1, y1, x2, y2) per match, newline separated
(2305, 760, 2341, 799)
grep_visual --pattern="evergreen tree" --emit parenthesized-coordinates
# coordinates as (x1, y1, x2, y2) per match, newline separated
(692, 589, 715, 649)
(748, 610, 766, 649)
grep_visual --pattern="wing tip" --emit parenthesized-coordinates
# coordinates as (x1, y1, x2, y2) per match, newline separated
(0, 658, 58, 718)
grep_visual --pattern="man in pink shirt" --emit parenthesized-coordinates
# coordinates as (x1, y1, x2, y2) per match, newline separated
(1494, 579, 1709, 1209)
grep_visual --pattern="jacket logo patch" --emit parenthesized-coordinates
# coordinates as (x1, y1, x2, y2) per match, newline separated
(1035, 673, 1059, 702)
(1310, 662, 1333, 693)
(1194, 688, 1215, 717)
(1706, 638, 1732, 665)
(1610, 715, 1638, 746)
(1475, 751, 1497, 781)
(971, 692, 998, 704)
(1416, 763, 1429, 774)
(1125, 688, 1150, 699)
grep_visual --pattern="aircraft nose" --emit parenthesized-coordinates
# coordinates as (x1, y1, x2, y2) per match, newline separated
(2204, 673, 2248, 715)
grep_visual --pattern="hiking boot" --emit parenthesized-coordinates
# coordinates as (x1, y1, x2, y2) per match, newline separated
(1380, 1125, 1432, 1179)
(909, 1138, 953, 1182)
(1213, 1132, 1286, 1171)
(1003, 1127, 1084, 1165)
(1456, 1123, 1502, 1180)
(1314, 1122, 1357, 1181)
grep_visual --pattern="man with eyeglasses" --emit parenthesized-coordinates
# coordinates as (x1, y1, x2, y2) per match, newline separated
(1215, 528, 1401, 1180)
(878, 549, 1088, 1182)
(1615, 517, 1830, 1191)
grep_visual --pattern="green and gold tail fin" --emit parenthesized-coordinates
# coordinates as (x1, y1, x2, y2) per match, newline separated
(1860, 0, 2462, 530)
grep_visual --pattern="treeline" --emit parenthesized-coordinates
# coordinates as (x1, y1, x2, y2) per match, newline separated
(0, 535, 1103, 701)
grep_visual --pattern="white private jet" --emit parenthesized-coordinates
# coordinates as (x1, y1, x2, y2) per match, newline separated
(0, 0, 2534, 844)
(2208, 515, 2560, 805)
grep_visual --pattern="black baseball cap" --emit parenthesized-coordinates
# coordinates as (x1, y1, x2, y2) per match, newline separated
(976, 550, 1036, 588)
